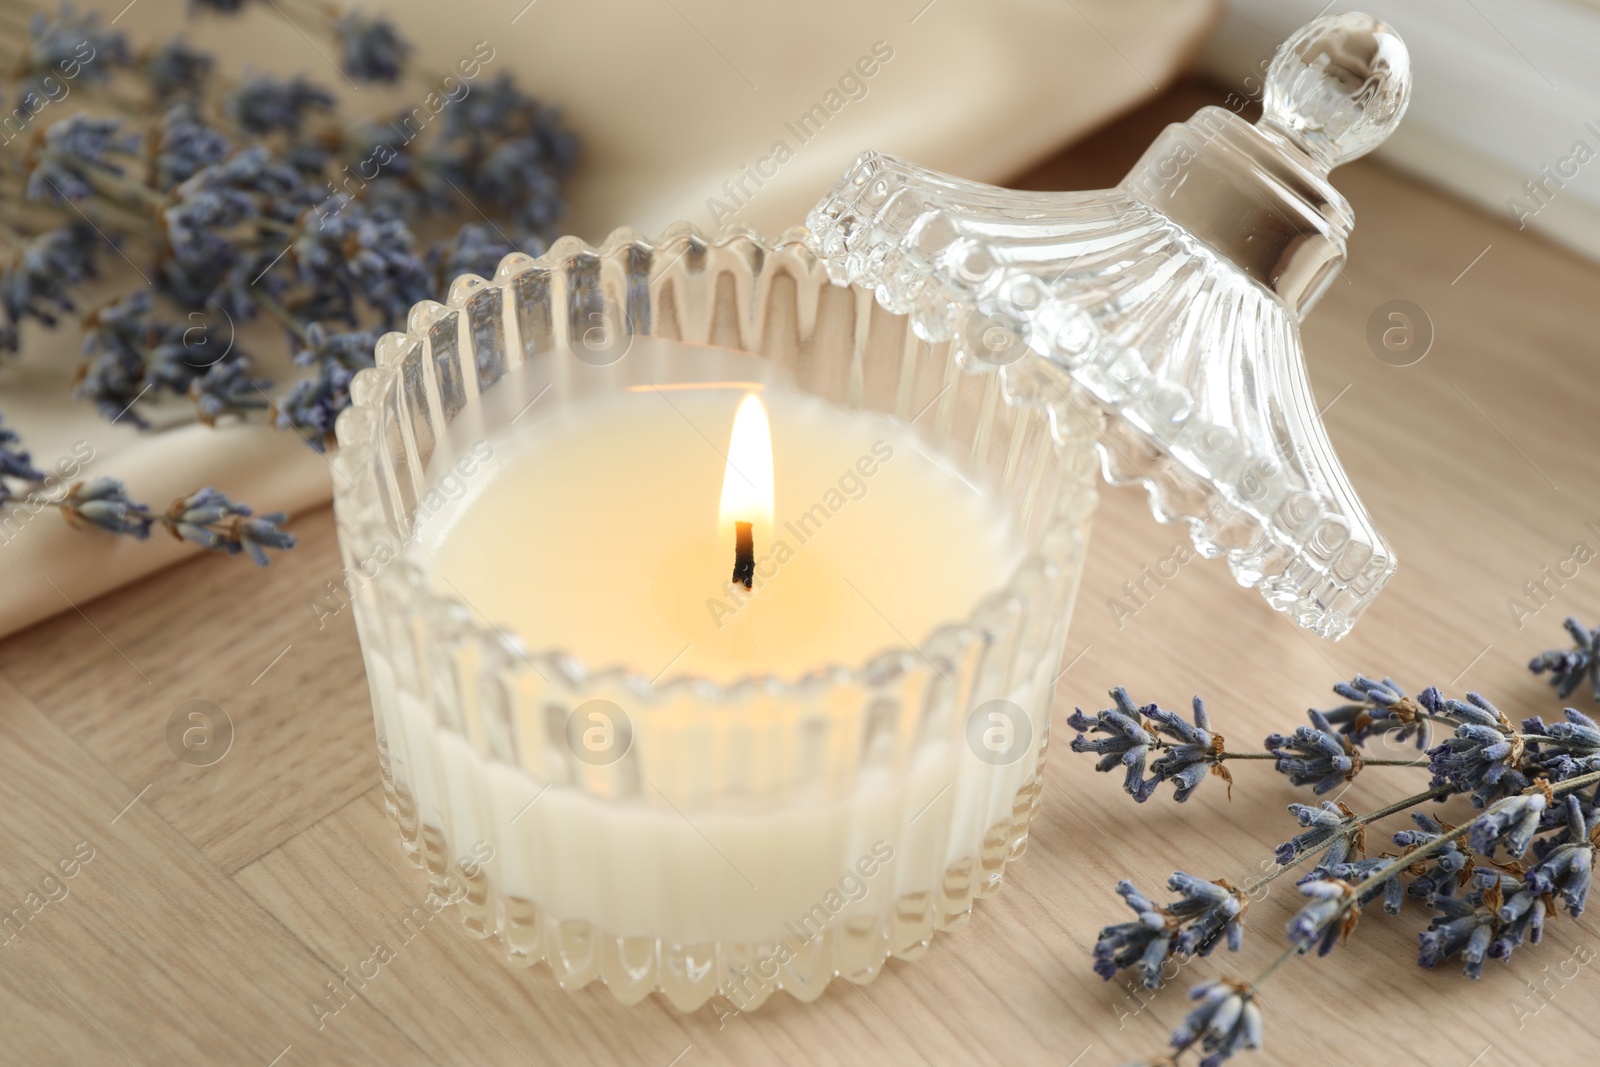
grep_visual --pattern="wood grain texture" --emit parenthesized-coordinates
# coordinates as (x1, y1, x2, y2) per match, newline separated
(2, 84, 1597, 1066)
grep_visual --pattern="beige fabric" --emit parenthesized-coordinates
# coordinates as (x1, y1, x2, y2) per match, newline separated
(0, 0, 1215, 638)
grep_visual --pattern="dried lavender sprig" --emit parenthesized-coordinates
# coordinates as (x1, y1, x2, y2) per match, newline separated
(1285, 768, 1600, 962)
(1081, 675, 1596, 930)
(226, 73, 334, 135)
(1247, 783, 1456, 894)
(0, 420, 295, 563)
(15, 139, 425, 436)
(14, 4, 131, 102)
(1129, 770, 1600, 1066)
(23, 113, 140, 202)
(1094, 779, 1456, 1002)
(1520, 706, 1600, 778)
(1070, 689, 1428, 806)
(143, 36, 214, 102)
(1126, 737, 1597, 1037)
(52, 479, 294, 563)
(0, 224, 99, 347)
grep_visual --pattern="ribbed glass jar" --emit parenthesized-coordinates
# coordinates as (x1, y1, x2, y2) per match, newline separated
(331, 225, 1102, 1010)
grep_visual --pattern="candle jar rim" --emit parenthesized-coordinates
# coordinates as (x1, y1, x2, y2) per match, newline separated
(332, 222, 1101, 706)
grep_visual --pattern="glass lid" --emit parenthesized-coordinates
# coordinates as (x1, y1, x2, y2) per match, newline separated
(804, 13, 1413, 641)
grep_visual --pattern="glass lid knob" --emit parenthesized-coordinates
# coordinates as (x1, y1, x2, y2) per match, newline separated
(1262, 12, 1413, 171)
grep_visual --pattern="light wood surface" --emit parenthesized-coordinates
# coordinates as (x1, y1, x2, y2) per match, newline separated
(2, 84, 1597, 1067)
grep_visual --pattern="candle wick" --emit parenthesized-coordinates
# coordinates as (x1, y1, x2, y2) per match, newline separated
(732, 521, 755, 589)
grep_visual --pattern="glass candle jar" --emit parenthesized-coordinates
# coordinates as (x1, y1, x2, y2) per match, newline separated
(333, 9, 1411, 1013)
(331, 225, 1103, 1010)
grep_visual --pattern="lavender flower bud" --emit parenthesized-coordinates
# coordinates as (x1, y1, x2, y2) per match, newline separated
(1091, 880, 1170, 988)
(1317, 675, 1435, 748)
(291, 201, 431, 325)
(165, 487, 294, 564)
(1521, 707, 1600, 782)
(226, 74, 334, 135)
(1275, 801, 1355, 868)
(276, 360, 356, 452)
(1529, 618, 1599, 702)
(1265, 710, 1355, 794)
(1144, 697, 1223, 803)
(1, 225, 99, 334)
(1490, 887, 1547, 959)
(190, 360, 272, 423)
(20, 6, 130, 100)
(1165, 872, 1246, 957)
(1427, 695, 1531, 807)
(0, 414, 45, 489)
(24, 115, 138, 202)
(1468, 793, 1546, 858)
(1306, 858, 1403, 915)
(1068, 687, 1155, 802)
(1169, 980, 1263, 1066)
(144, 36, 215, 101)
(1092, 871, 1248, 990)
(1419, 872, 1519, 978)
(1523, 795, 1597, 917)
(428, 73, 577, 235)
(62, 478, 153, 538)
(151, 105, 230, 190)
(334, 12, 409, 82)
(428, 223, 520, 290)
(1287, 879, 1353, 956)
(1392, 813, 1468, 898)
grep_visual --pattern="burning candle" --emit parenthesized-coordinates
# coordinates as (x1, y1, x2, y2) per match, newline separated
(336, 233, 1101, 1011)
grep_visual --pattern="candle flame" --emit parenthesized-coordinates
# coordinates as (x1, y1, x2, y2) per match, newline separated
(718, 392, 774, 540)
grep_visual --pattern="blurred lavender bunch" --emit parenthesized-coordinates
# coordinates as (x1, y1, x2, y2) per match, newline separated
(0, 1, 579, 562)
(1077, 632, 1600, 1066)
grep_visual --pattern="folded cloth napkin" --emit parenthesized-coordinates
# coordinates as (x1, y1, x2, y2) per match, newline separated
(0, 0, 1215, 639)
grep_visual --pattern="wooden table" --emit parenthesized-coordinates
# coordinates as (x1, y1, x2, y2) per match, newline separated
(2, 84, 1596, 1066)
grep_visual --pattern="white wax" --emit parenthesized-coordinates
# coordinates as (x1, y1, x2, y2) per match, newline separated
(387, 344, 1057, 953)
(385, 649, 1052, 947)
(413, 382, 1025, 685)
